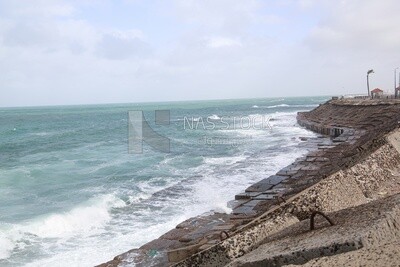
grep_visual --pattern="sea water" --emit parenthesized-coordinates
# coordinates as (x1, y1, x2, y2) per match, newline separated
(0, 96, 328, 266)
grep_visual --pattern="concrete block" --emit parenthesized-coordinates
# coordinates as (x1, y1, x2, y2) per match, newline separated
(235, 192, 261, 200)
(245, 179, 274, 192)
(253, 193, 276, 200)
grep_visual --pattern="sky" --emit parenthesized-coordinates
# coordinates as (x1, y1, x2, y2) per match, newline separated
(0, 0, 399, 107)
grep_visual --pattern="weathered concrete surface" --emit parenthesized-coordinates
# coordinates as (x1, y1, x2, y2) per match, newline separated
(174, 214, 300, 267)
(280, 142, 400, 220)
(227, 193, 400, 267)
(285, 241, 400, 267)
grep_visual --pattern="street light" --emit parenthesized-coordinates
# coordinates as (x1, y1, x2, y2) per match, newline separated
(394, 67, 399, 98)
(367, 69, 374, 97)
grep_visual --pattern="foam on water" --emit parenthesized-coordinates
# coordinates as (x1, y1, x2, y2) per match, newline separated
(185, 144, 309, 218)
(267, 104, 290, 108)
(0, 231, 14, 260)
(207, 114, 221, 120)
(23, 194, 125, 238)
(0, 194, 126, 263)
(203, 155, 247, 165)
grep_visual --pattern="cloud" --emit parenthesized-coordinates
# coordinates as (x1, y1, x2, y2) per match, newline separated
(171, 0, 264, 35)
(0, 0, 74, 18)
(3, 21, 57, 47)
(95, 30, 152, 60)
(1, 0, 400, 107)
(306, 0, 400, 53)
(207, 37, 242, 48)
(297, 0, 400, 95)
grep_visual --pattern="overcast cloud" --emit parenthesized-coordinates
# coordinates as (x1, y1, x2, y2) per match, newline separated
(0, 0, 399, 107)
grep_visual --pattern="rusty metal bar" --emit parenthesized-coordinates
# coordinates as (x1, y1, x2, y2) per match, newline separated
(274, 196, 286, 205)
(219, 231, 229, 241)
(310, 211, 335, 230)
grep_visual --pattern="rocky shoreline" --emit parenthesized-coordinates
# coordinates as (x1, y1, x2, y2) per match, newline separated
(99, 98, 400, 267)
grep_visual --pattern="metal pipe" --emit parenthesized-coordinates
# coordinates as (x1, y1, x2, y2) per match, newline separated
(367, 69, 374, 97)
(394, 67, 399, 98)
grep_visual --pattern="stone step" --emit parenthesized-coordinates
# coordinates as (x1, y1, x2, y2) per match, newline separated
(235, 192, 261, 200)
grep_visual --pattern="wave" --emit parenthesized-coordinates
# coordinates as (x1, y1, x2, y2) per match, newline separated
(203, 155, 247, 166)
(186, 141, 313, 217)
(252, 105, 258, 108)
(0, 230, 14, 260)
(290, 104, 319, 108)
(0, 194, 126, 261)
(207, 114, 221, 120)
(267, 104, 290, 108)
(265, 104, 318, 109)
(269, 98, 285, 102)
(23, 194, 126, 238)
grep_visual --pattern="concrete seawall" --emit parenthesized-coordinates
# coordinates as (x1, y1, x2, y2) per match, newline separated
(174, 131, 400, 266)
(99, 99, 400, 267)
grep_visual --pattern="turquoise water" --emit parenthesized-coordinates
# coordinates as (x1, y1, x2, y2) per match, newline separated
(0, 97, 328, 266)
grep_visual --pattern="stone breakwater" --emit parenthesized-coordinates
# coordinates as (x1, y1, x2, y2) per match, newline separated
(98, 99, 400, 267)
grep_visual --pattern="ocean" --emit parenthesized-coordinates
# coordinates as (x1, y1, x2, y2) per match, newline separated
(0, 96, 328, 266)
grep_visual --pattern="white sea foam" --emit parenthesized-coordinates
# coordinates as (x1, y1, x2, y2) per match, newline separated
(187, 142, 309, 218)
(0, 194, 128, 265)
(0, 231, 14, 260)
(269, 98, 285, 102)
(21, 214, 187, 267)
(262, 104, 318, 109)
(31, 132, 53, 136)
(269, 111, 298, 121)
(267, 104, 290, 108)
(136, 176, 179, 197)
(29, 129, 77, 137)
(215, 113, 272, 135)
(127, 192, 152, 204)
(219, 128, 268, 137)
(20, 194, 124, 239)
(252, 105, 258, 108)
(203, 155, 247, 165)
(293, 104, 318, 108)
(188, 177, 235, 215)
(207, 114, 221, 120)
(192, 117, 201, 122)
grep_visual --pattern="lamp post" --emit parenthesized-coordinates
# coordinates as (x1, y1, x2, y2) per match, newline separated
(367, 69, 374, 97)
(394, 67, 399, 98)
